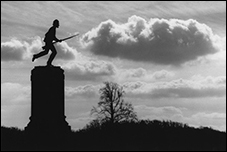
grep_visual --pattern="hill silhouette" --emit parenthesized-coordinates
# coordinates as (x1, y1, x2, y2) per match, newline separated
(1, 119, 226, 151)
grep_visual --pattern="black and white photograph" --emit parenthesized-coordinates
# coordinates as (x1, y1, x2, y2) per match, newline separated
(1, 1, 226, 151)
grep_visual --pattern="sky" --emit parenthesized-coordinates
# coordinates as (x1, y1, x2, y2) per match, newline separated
(1, 1, 226, 131)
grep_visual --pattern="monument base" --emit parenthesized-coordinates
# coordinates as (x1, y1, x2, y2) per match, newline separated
(25, 66, 71, 135)
(25, 115, 71, 135)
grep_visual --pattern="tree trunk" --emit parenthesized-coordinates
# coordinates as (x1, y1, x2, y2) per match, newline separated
(110, 101, 114, 124)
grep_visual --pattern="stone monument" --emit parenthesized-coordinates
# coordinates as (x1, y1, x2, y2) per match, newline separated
(25, 66, 71, 135)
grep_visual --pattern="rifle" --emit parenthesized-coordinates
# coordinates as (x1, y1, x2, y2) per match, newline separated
(42, 33, 79, 50)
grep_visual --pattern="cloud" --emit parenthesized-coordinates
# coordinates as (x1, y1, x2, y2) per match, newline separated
(65, 84, 100, 99)
(67, 113, 93, 130)
(116, 68, 174, 82)
(134, 105, 226, 131)
(63, 60, 117, 81)
(1, 37, 76, 62)
(1, 104, 30, 129)
(52, 41, 80, 61)
(1, 82, 31, 129)
(63, 59, 174, 82)
(1, 82, 31, 105)
(134, 105, 188, 126)
(187, 112, 226, 131)
(135, 105, 183, 120)
(81, 15, 222, 66)
(123, 76, 226, 99)
(1, 39, 28, 61)
(152, 70, 174, 80)
(192, 112, 226, 120)
(184, 36, 226, 66)
(65, 75, 226, 100)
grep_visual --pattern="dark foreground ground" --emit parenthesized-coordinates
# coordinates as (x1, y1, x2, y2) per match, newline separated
(1, 120, 226, 151)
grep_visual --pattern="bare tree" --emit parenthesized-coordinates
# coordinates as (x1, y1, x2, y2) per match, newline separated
(91, 81, 138, 124)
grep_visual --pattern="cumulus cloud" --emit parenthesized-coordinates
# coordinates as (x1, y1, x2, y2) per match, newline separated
(1, 37, 76, 62)
(81, 15, 222, 66)
(63, 60, 117, 81)
(53, 41, 76, 60)
(1, 39, 29, 61)
(123, 76, 226, 99)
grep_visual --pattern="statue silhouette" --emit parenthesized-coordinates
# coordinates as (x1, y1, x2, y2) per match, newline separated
(32, 19, 62, 66)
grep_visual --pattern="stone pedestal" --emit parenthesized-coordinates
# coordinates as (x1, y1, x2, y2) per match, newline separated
(25, 66, 71, 134)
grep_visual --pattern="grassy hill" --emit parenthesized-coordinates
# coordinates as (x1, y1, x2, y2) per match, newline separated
(1, 120, 226, 151)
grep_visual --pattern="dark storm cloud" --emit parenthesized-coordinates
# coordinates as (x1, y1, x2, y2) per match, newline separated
(81, 15, 220, 66)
